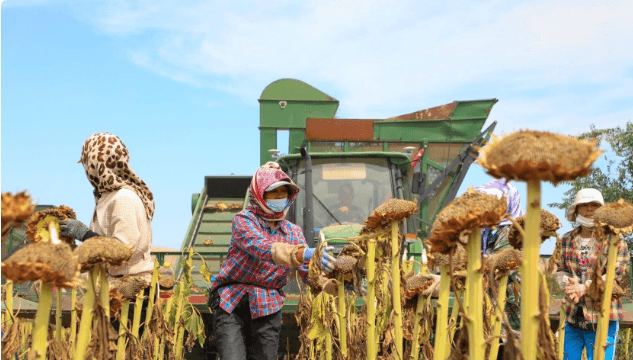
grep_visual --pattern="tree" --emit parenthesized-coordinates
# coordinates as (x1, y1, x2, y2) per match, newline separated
(549, 121, 633, 247)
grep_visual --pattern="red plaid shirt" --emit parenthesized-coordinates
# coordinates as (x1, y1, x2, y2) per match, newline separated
(209, 210, 310, 318)
(555, 227, 630, 325)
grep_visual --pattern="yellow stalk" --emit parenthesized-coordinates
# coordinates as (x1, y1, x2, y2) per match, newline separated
(157, 295, 175, 360)
(99, 264, 110, 318)
(325, 329, 333, 360)
(142, 260, 160, 343)
(366, 238, 377, 360)
(70, 288, 77, 357)
(174, 324, 185, 360)
(337, 275, 348, 358)
(466, 227, 484, 360)
(391, 221, 403, 359)
(433, 264, 451, 360)
(116, 299, 130, 360)
(623, 328, 631, 359)
(488, 273, 509, 360)
(557, 306, 565, 360)
(5, 281, 14, 329)
(447, 290, 462, 355)
(411, 294, 426, 360)
(75, 266, 99, 360)
(521, 180, 541, 360)
(131, 288, 144, 338)
(32, 281, 54, 360)
(593, 234, 620, 360)
(55, 287, 62, 342)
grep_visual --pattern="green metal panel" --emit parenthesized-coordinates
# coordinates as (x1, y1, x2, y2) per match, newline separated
(448, 99, 497, 120)
(259, 79, 338, 102)
(374, 118, 487, 143)
(259, 102, 339, 129)
(288, 128, 306, 154)
(260, 128, 277, 164)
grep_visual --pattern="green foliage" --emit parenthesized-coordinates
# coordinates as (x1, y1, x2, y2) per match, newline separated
(548, 122, 633, 248)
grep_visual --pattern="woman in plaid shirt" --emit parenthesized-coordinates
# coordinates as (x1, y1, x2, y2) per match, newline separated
(207, 162, 336, 360)
(554, 188, 630, 360)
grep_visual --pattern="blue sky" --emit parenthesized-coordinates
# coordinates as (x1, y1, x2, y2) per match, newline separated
(2, 0, 632, 254)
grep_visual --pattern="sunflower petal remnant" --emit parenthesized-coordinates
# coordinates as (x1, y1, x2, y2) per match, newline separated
(476, 130, 602, 184)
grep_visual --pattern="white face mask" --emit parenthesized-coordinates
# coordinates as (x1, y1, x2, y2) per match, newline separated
(576, 214, 595, 228)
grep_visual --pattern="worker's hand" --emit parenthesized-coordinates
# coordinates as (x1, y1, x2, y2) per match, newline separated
(321, 246, 336, 274)
(421, 274, 442, 298)
(59, 219, 89, 241)
(565, 278, 586, 304)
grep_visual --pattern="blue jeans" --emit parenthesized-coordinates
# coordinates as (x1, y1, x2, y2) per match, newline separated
(563, 321, 619, 360)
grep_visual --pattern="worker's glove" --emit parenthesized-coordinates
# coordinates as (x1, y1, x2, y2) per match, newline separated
(565, 278, 586, 304)
(302, 248, 316, 262)
(320, 246, 336, 274)
(421, 273, 442, 298)
(59, 219, 90, 241)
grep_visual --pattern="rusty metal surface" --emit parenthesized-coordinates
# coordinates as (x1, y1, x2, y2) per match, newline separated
(386, 101, 456, 121)
(306, 118, 376, 141)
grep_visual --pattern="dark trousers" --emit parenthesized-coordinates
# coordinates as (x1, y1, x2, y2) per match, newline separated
(209, 291, 282, 360)
(111, 287, 152, 338)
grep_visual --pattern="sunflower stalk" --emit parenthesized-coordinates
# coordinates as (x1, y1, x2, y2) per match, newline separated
(365, 237, 377, 360)
(70, 288, 77, 357)
(55, 287, 63, 342)
(174, 319, 186, 360)
(142, 260, 160, 343)
(488, 273, 509, 360)
(390, 220, 404, 359)
(557, 306, 565, 360)
(99, 264, 110, 317)
(466, 227, 484, 360)
(131, 288, 144, 338)
(157, 295, 175, 360)
(116, 300, 130, 360)
(75, 265, 99, 360)
(592, 234, 620, 360)
(411, 293, 427, 360)
(521, 180, 541, 360)
(433, 264, 451, 360)
(337, 275, 348, 358)
(31, 281, 54, 360)
(447, 289, 462, 355)
(5, 281, 14, 329)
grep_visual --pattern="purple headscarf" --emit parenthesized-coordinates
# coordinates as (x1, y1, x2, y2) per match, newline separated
(475, 178, 524, 226)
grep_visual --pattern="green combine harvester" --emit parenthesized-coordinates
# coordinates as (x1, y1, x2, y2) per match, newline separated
(172, 78, 498, 357)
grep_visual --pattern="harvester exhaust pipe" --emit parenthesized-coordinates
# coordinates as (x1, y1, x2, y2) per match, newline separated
(300, 147, 315, 247)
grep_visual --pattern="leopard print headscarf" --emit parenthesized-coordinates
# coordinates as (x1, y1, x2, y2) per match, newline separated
(79, 132, 155, 220)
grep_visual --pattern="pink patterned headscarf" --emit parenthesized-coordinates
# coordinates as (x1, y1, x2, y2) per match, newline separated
(246, 162, 299, 221)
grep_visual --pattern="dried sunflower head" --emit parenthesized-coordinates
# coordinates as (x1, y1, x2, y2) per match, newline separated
(487, 248, 522, 275)
(26, 205, 77, 247)
(508, 209, 561, 249)
(477, 130, 602, 184)
(404, 274, 434, 300)
(593, 199, 633, 236)
(362, 199, 418, 233)
(1, 191, 35, 235)
(427, 243, 468, 271)
(425, 187, 507, 254)
(110, 275, 148, 300)
(74, 236, 133, 272)
(1, 242, 79, 288)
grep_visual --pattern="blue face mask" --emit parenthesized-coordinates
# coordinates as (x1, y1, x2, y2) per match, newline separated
(266, 198, 289, 213)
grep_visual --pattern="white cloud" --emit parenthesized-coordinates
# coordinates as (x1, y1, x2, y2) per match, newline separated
(67, 0, 632, 131)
